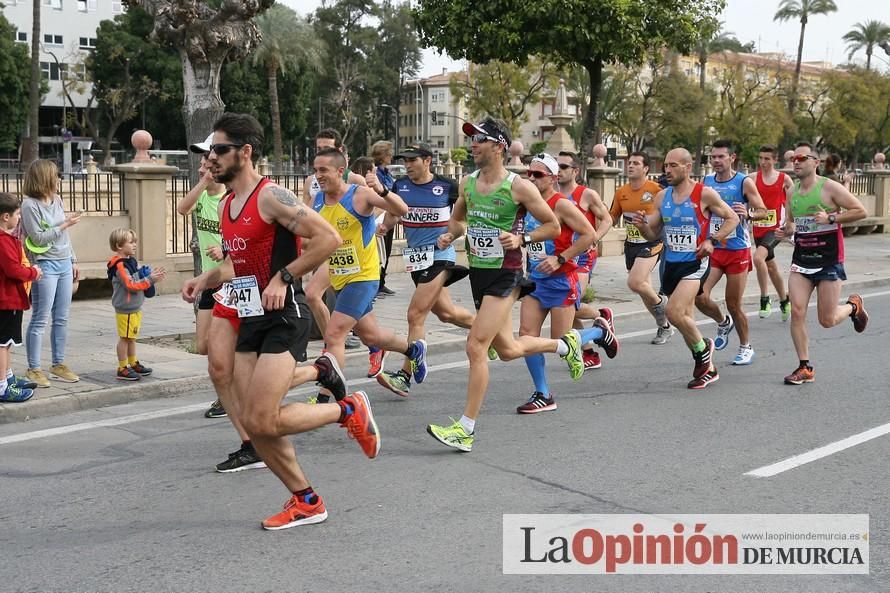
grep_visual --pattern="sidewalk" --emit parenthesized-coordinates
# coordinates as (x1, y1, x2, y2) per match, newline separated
(2, 233, 889, 424)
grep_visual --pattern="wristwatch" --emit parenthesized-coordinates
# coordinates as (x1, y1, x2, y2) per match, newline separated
(828, 214, 837, 224)
(522, 233, 532, 247)
(279, 268, 295, 284)
(377, 187, 389, 197)
(556, 254, 567, 265)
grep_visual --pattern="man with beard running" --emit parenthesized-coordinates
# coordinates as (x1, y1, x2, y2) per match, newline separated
(554, 151, 614, 371)
(630, 148, 740, 389)
(695, 139, 767, 366)
(776, 142, 869, 385)
(373, 142, 476, 397)
(183, 114, 380, 530)
(426, 118, 584, 452)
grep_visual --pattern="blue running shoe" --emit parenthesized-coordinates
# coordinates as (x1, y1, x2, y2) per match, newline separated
(714, 315, 734, 350)
(409, 339, 428, 384)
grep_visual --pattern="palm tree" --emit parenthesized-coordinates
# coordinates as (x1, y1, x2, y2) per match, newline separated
(843, 20, 890, 71)
(694, 20, 741, 174)
(773, 0, 838, 116)
(251, 5, 322, 164)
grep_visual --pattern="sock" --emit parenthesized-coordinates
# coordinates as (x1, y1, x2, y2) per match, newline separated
(555, 340, 569, 356)
(799, 359, 810, 369)
(404, 342, 417, 358)
(118, 359, 128, 370)
(5, 369, 13, 381)
(293, 486, 319, 505)
(459, 415, 475, 434)
(848, 302, 858, 317)
(524, 353, 549, 395)
(317, 393, 331, 404)
(780, 297, 789, 305)
(337, 400, 354, 423)
(0, 379, 7, 393)
(128, 356, 138, 366)
(397, 369, 411, 384)
(692, 339, 706, 354)
(368, 346, 380, 354)
(577, 326, 604, 345)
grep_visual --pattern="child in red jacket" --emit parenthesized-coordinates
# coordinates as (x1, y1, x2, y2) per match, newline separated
(0, 193, 42, 402)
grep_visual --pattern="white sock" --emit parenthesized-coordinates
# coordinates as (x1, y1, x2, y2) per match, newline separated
(0, 379, 8, 393)
(5, 369, 13, 380)
(555, 340, 569, 356)
(459, 415, 475, 434)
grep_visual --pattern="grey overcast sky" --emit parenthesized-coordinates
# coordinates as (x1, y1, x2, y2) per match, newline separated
(283, 0, 890, 75)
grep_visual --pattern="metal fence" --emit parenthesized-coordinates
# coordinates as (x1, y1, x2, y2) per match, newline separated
(0, 172, 124, 214)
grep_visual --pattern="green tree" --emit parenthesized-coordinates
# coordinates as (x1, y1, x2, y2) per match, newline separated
(843, 20, 890, 72)
(450, 57, 557, 138)
(127, 0, 273, 179)
(413, 0, 725, 163)
(773, 0, 838, 117)
(0, 13, 31, 151)
(694, 20, 748, 173)
(252, 5, 322, 164)
(817, 69, 890, 166)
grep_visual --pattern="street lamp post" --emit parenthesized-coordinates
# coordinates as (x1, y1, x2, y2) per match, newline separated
(414, 79, 423, 143)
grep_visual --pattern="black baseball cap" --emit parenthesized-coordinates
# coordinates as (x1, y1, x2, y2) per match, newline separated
(396, 142, 434, 158)
(462, 118, 511, 148)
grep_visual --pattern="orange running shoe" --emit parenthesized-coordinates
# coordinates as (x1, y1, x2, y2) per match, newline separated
(340, 391, 380, 459)
(367, 349, 386, 378)
(784, 365, 815, 385)
(846, 294, 869, 333)
(261, 493, 328, 531)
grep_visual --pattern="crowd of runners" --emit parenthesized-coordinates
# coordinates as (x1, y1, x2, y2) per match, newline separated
(179, 112, 871, 530)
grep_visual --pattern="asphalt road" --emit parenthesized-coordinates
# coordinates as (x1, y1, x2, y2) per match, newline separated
(2, 288, 889, 593)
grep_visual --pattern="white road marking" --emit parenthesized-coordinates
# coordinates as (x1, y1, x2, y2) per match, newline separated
(3, 289, 888, 447)
(0, 361, 470, 446)
(746, 422, 890, 477)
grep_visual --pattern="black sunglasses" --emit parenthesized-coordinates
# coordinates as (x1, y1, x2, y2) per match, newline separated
(558, 163, 573, 170)
(209, 143, 245, 155)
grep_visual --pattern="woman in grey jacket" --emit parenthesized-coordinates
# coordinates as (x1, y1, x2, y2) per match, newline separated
(20, 159, 82, 387)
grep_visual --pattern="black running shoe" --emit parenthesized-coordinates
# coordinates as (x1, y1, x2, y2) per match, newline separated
(314, 352, 347, 401)
(215, 443, 267, 473)
(594, 317, 619, 359)
(204, 399, 227, 418)
(692, 338, 715, 379)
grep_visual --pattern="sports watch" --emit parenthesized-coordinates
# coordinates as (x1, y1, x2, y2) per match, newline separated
(279, 268, 295, 284)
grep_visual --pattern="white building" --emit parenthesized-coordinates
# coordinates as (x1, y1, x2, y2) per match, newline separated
(3, 0, 124, 163)
(399, 71, 468, 162)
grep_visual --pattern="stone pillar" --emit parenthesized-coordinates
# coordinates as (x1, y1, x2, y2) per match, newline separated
(111, 162, 179, 263)
(871, 170, 890, 229)
(586, 166, 623, 256)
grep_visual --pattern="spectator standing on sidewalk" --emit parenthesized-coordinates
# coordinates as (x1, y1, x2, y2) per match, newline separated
(372, 140, 396, 297)
(20, 159, 81, 388)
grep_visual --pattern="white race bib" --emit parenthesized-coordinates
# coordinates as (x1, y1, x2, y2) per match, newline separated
(230, 275, 264, 318)
(709, 216, 724, 235)
(212, 282, 237, 311)
(526, 241, 547, 261)
(328, 245, 361, 276)
(790, 263, 823, 274)
(665, 226, 697, 252)
(402, 245, 434, 272)
(467, 227, 504, 260)
(793, 215, 837, 234)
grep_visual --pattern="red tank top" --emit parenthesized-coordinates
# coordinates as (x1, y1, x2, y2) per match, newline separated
(547, 193, 579, 274)
(571, 185, 598, 260)
(221, 178, 304, 315)
(753, 171, 786, 237)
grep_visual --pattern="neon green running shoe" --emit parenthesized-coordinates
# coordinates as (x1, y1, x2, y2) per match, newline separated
(307, 394, 318, 405)
(560, 329, 584, 381)
(426, 418, 474, 452)
(488, 346, 499, 361)
(759, 296, 772, 319)
(780, 298, 791, 322)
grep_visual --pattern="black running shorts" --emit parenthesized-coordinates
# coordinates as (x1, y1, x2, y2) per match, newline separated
(236, 313, 309, 362)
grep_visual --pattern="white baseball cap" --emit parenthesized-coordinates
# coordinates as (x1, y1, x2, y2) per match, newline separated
(530, 152, 559, 175)
(189, 133, 214, 154)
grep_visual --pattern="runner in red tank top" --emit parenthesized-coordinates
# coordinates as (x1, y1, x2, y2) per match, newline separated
(182, 113, 381, 531)
(555, 151, 615, 371)
(749, 144, 794, 320)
